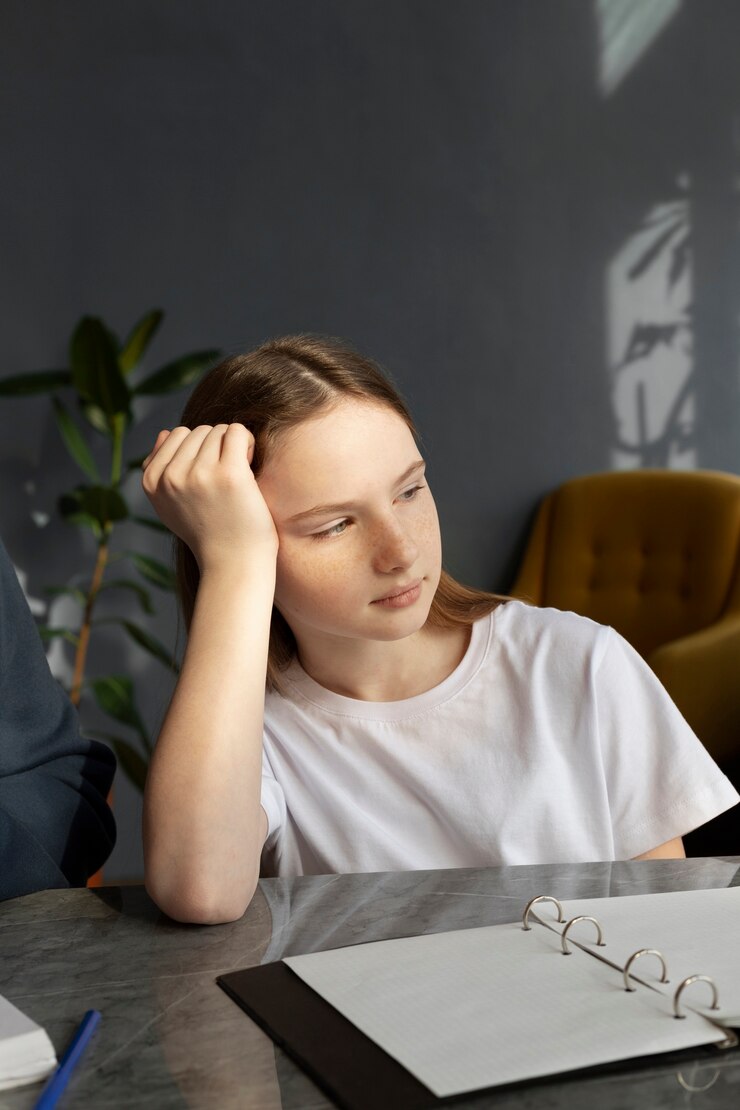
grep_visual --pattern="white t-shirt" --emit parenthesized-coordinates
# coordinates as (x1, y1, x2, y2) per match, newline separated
(259, 601, 739, 877)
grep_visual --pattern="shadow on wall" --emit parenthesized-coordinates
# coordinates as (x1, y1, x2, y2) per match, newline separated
(595, 0, 740, 473)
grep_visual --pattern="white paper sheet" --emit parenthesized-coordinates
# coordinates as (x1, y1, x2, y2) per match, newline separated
(547, 887, 740, 1022)
(284, 897, 730, 1097)
(0, 995, 56, 1091)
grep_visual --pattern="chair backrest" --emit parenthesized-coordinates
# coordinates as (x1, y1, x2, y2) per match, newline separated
(531, 470, 740, 659)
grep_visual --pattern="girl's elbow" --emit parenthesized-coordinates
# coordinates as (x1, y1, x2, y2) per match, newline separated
(144, 873, 258, 925)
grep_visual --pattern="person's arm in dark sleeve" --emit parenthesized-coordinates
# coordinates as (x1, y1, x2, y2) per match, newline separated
(0, 537, 116, 900)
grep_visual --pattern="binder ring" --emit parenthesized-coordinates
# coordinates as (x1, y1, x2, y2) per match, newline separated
(673, 975, 720, 1019)
(561, 916, 605, 954)
(623, 948, 669, 992)
(522, 896, 565, 931)
(676, 1068, 720, 1093)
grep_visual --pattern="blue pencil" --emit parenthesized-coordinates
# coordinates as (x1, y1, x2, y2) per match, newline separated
(33, 1010, 101, 1110)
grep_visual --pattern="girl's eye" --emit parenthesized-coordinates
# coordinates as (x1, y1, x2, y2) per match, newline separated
(312, 485, 426, 540)
(314, 520, 350, 540)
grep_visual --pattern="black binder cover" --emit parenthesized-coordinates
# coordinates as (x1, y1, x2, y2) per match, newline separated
(217, 961, 738, 1110)
(217, 961, 436, 1110)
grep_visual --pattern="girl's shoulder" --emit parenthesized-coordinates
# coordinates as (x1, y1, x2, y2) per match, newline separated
(492, 598, 610, 658)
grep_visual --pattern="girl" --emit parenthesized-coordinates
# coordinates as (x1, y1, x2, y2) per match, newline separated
(141, 335, 738, 924)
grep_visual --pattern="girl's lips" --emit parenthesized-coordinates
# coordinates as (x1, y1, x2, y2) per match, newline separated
(371, 581, 423, 608)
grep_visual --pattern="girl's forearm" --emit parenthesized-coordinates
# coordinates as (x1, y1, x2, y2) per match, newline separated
(143, 556, 276, 923)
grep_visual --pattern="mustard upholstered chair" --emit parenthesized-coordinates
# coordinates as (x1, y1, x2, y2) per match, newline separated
(510, 469, 740, 770)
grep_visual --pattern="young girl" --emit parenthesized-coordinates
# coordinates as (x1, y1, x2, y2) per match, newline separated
(141, 334, 739, 924)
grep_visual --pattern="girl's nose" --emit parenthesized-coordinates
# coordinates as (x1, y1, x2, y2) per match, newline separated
(372, 518, 418, 572)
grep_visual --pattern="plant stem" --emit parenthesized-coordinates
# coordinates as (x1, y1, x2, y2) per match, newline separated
(70, 538, 109, 707)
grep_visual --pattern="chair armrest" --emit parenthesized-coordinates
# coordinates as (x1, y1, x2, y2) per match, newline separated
(648, 614, 740, 763)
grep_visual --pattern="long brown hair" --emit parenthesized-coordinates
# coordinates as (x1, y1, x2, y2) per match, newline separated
(175, 334, 507, 695)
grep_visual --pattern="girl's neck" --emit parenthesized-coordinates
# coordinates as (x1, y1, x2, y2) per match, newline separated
(294, 623, 471, 702)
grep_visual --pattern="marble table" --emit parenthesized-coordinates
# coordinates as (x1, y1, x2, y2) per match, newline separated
(2, 858, 740, 1109)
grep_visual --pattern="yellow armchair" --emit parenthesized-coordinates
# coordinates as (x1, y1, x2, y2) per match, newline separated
(510, 469, 740, 766)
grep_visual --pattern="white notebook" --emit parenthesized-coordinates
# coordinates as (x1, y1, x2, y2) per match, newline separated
(0, 995, 57, 1092)
(284, 886, 740, 1097)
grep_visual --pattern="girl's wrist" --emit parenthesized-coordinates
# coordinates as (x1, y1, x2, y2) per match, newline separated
(197, 546, 278, 586)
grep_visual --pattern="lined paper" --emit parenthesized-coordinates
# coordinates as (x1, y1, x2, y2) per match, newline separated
(551, 887, 740, 1022)
(284, 898, 729, 1097)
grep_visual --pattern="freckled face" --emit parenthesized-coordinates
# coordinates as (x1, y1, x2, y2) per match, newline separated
(256, 400, 442, 645)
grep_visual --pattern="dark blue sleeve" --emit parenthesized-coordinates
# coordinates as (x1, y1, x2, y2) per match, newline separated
(0, 537, 116, 900)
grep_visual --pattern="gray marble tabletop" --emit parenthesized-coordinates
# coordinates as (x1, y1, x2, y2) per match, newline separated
(2, 858, 740, 1109)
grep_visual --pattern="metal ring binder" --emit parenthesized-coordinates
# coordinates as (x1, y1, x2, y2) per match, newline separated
(623, 948, 669, 992)
(521, 895, 564, 931)
(519, 894, 735, 1052)
(673, 975, 720, 1020)
(561, 915, 605, 954)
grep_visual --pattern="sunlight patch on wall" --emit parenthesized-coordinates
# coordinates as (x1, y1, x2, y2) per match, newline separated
(597, 0, 682, 96)
(606, 179, 695, 469)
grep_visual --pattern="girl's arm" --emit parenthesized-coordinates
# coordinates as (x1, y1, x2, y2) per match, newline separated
(632, 836, 685, 860)
(141, 424, 279, 924)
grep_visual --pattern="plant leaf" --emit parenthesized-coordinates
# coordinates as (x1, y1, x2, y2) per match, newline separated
(79, 400, 111, 437)
(69, 317, 131, 418)
(0, 369, 72, 396)
(89, 675, 148, 742)
(52, 397, 100, 481)
(131, 514, 170, 534)
(88, 732, 149, 791)
(37, 625, 80, 646)
(114, 619, 180, 672)
(111, 738, 149, 791)
(119, 309, 164, 375)
(58, 485, 128, 534)
(78, 485, 129, 525)
(134, 349, 221, 395)
(44, 585, 87, 606)
(97, 578, 154, 614)
(129, 552, 176, 590)
(57, 492, 102, 538)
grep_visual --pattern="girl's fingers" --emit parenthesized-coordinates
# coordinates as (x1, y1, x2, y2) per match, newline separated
(192, 424, 232, 466)
(141, 428, 172, 469)
(142, 426, 209, 486)
(143, 424, 258, 497)
(142, 428, 190, 478)
(219, 423, 256, 468)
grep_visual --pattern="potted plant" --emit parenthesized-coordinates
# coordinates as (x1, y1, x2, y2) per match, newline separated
(0, 310, 219, 790)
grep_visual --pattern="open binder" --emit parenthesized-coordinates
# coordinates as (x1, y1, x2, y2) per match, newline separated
(217, 886, 740, 1108)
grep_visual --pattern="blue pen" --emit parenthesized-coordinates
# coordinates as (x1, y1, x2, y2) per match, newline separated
(33, 1010, 101, 1110)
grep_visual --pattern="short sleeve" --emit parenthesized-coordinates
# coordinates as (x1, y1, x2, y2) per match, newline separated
(593, 626, 739, 858)
(260, 748, 286, 850)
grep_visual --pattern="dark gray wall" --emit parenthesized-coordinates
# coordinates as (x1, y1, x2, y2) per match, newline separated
(2, 1, 739, 879)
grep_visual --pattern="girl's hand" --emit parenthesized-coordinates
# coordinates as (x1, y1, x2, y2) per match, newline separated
(141, 424, 279, 573)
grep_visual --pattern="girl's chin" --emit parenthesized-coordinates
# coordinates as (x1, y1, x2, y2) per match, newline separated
(277, 592, 434, 642)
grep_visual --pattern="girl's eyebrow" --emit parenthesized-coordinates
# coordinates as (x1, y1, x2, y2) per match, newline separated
(286, 459, 426, 523)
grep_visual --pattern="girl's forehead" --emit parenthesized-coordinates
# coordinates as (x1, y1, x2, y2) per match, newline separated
(258, 400, 418, 508)
(267, 400, 414, 468)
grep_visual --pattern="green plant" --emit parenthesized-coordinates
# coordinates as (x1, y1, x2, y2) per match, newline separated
(0, 310, 219, 790)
